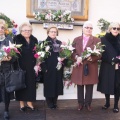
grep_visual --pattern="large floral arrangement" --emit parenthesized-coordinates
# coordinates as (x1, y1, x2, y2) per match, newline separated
(96, 18, 110, 38)
(0, 13, 17, 37)
(34, 10, 74, 23)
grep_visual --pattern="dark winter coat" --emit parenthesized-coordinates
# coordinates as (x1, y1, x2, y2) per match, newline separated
(97, 33, 120, 95)
(41, 36, 64, 97)
(13, 34, 38, 101)
(0, 35, 15, 102)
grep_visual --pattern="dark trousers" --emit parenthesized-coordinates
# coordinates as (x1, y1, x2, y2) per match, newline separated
(46, 96, 58, 107)
(105, 93, 119, 108)
(77, 84, 93, 106)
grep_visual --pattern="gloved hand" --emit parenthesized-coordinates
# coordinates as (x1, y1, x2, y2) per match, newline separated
(112, 57, 120, 63)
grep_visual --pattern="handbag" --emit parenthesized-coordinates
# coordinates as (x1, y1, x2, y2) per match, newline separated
(35, 71, 44, 83)
(5, 60, 26, 93)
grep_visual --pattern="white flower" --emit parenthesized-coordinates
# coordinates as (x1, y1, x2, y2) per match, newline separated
(45, 46, 50, 52)
(86, 47, 92, 53)
(37, 51, 45, 58)
(67, 45, 75, 51)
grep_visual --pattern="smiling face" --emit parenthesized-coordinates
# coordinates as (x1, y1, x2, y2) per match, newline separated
(48, 27, 58, 39)
(21, 25, 32, 39)
(110, 25, 120, 36)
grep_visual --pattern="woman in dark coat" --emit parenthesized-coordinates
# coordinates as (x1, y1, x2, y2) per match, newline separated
(0, 19, 15, 120)
(13, 22, 38, 111)
(97, 22, 120, 113)
(41, 26, 64, 109)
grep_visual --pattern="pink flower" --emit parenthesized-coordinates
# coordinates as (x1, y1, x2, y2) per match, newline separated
(33, 46, 36, 51)
(34, 53, 39, 58)
(13, 48, 20, 54)
(4, 48, 11, 54)
(62, 41, 67, 45)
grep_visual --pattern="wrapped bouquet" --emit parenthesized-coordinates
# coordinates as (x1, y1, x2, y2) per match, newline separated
(33, 41, 50, 75)
(73, 42, 105, 67)
(56, 40, 75, 70)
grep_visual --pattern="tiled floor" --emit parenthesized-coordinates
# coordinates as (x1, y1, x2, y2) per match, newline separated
(0, 99, 120, 120)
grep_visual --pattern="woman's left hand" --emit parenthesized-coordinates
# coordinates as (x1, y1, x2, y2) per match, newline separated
(2, 56, 12, 61)
(87, 56, 92, 62)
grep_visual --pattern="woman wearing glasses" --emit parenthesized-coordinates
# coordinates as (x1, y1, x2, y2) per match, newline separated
(41, 26, 64, 109)
(13, 22, 38, 112)
(71, 21, 101, 111)
(0, 19, 15, 120)
(97, 22, 120, 113)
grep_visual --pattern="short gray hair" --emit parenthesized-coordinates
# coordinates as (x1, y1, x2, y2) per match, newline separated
(19, 22, 32, 33)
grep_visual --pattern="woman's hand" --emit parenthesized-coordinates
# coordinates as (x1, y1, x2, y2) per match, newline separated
(2, 56, 12, 61)
(87, 56, 92, 62)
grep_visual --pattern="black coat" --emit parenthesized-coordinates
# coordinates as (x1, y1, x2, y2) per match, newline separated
(97, 33, 120, 95)
(13, 34, 38, 101)
(41, 36, 64, 97)
(0, 35, 15, 102)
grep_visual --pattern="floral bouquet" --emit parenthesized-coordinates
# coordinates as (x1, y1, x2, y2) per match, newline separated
(3, 41, 22, 58)
(34, 10, 74, 23)
(73, 42, 105, 67)
(56, 40, 75, 70)
(33, 41, 51, 75)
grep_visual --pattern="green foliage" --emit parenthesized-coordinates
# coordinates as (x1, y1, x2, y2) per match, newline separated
(97, 18, 110, 32)
(0, 13, 13, 28)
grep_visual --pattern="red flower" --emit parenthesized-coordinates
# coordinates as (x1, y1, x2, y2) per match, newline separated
(34, 53, 39, 58)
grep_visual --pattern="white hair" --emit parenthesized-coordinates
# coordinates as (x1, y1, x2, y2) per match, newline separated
(83, 21, 93, 28)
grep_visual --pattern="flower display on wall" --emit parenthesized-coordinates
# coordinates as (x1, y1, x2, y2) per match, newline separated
(34, 10, 74, 23)
(0, 13, 17, 37)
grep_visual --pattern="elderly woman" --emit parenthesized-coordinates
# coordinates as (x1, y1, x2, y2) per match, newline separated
(0, 19, 15, 120)
(97, 22, 120, 113)
(41, 26, 64, 109)
(71, 21, 101, 111)
(13, 22, 38, 111)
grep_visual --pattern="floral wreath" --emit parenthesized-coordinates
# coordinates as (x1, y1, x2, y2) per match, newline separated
(0, 13, 17, 37)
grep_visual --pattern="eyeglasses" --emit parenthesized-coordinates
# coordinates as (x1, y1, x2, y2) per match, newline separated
(0, 26, 5, 30)
(112, 27, 120, 31)
(49, 31, 57, 33)
(84, 27, 93, 30)
(21, 30, 32, 32)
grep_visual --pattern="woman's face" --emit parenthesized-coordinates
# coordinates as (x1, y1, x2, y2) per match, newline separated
(0, 24, 5, 35)
(110, 25, 120, 36)
(48, 28, 57, 39)
(21, 26, 32, 39)
(83, 23, 93, 36)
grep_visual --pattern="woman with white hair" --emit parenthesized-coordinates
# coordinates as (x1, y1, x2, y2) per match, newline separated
(97, 22, 120, 113)
(13, 22, 38, 112)
(71, 21, 101, 111)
